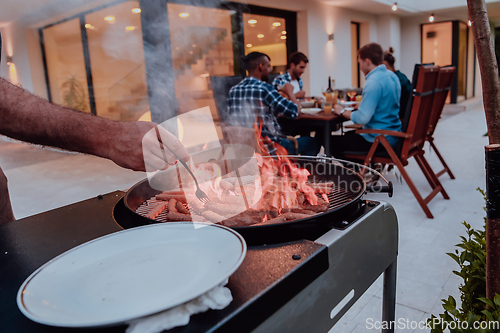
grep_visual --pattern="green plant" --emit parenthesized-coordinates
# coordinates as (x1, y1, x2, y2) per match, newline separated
(60, 75, 89, 112)
(428, 189, 500, 332)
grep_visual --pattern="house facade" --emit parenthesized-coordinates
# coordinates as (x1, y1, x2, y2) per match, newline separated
(0, 0, 494, 123)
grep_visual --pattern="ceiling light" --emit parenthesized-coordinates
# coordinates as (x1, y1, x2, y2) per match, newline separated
(282, 31, 287, 34)
(246, 43, 252, 47)
(273, 22, 281, 27)
(200, 73, 210, 78)
(104, 16, 115, 22)
(179, 13, 189, 18)
(248, 19, 257, 24)
(84, 23, 94, 29)
(468, 20, 472, 26)
(429, 13, 434, 22)
(132, 8, 141, 13)
(392, 3, 397, 11)
(257, 34, 264, 38)
(126, 26, 136, 31)
(280, 36, 287, 40)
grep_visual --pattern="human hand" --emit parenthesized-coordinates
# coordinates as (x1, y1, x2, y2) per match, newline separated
(295, 90, 306, 99)
(105, 121, 189, 172)
(333, 104, 344, 116)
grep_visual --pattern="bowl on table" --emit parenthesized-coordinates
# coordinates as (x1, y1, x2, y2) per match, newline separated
(300, 100, 315, 108)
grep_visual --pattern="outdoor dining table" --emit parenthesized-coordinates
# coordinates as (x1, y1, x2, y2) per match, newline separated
(279, 111, 344, 156)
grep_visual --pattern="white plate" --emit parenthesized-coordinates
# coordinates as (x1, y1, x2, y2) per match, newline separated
(301, 108, 323, 114)
(339, 101, 357, 106)
(17, 222, 246, 328)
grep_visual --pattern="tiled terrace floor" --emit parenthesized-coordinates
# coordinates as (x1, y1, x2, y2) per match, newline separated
(0, 99, 488, 332)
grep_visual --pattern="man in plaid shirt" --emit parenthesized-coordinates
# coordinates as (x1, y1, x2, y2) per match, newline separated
(226, 52, 319, 156)
(272, 52, 308, 100)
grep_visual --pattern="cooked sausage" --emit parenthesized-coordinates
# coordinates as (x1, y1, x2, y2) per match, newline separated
(201, 211, 225, 223)
(168, 199, 177, 213)
(176, 201, 190, 214)
(145, 202, 168, 220)
(166, 212, 192, 221)
(156, 193, 187, 203)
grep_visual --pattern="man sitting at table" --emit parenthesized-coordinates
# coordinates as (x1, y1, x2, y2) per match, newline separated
(226, 52, 319, 156)
(331, 43, 401, 159)
(272, 52, 308, 100)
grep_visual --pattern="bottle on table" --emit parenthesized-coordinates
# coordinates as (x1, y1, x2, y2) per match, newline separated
(326, 77, 333, 93)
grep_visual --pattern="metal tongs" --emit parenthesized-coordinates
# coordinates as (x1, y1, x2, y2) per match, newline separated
(155, 127, 210, 203)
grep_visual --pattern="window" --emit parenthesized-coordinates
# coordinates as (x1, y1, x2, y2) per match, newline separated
(42, 19, 90, 113)
(85, 1, 149, 121)
(243, 13, 287, 74)
(167, 3, 235, 118)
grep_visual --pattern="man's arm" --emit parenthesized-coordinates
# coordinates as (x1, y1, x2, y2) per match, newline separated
(0, 78, 189, 172)
(349, 82, 380, 125)
(263, 84, 299, 119)
(295, 90, 306, 99)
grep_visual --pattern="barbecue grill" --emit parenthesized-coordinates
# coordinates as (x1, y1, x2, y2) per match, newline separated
(121, 153, 393, 245)
(0, 154, 398, 333)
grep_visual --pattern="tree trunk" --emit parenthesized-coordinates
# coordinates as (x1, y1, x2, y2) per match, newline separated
(467, 0, 500, 144)
(467, 0, 500, 302)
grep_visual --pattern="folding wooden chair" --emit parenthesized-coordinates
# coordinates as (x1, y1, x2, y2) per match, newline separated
(426, 66, 456, 179)
(344, 65, 449, 218)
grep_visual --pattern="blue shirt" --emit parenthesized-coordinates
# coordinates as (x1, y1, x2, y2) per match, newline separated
(272, 71, 303, 92)
(226, 76, 298, 142)
(351, 65, 402, 147)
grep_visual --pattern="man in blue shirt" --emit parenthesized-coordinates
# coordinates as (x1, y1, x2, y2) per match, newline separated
(331, 43, 401, 158)
(226, 52, 319, 156)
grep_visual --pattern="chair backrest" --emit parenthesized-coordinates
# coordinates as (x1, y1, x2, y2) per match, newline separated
(401, 63, 435, 133)
(427, 66, 456, 138)
(400, 65, 439, 159)
(210, 75, 244, 122)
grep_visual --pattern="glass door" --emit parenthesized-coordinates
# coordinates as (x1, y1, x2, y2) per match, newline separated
(42, 19, 90, 113)
(167, 2, 235, 120)
(243, 13, 287, 74)
(422, 20, 469, 103)
(85, 1, 149, 121)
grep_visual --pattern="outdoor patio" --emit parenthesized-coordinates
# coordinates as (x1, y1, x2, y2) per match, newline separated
(0, 98, 488, 332)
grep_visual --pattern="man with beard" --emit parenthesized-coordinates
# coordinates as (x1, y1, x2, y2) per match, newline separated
(226, 52, 319, 156)
(272, 52, 308, 99)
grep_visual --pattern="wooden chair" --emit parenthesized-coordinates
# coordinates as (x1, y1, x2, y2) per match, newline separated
(426, 66, 456, 179)
(343, 65, 449, 218)
(210, 75, 244, 123)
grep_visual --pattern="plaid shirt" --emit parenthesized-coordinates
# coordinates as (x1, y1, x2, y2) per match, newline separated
(272, 71, 303, 92)
(226, 76, 298, 143)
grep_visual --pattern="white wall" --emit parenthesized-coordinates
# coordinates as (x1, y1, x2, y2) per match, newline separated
(400, 16, 423, 79)
(377, 14, 401, 64)
(1, 22, 34, 92)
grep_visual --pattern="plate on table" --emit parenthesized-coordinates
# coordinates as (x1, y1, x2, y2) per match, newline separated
(339, 101, 357, 107)
(17, 222, 246, 328)
(301, 108, 323, 114)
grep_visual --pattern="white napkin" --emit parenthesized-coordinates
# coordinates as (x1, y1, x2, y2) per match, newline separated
(126, 280, 232, 333)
